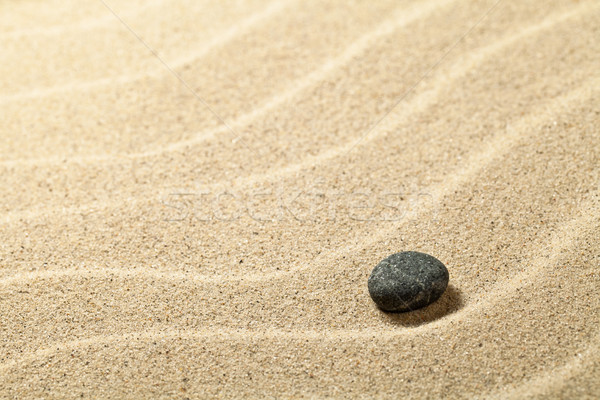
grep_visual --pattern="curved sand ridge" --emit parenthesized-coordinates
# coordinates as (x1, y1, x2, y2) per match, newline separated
(1, 0, 599, 398)
(1, 2, 597, 219)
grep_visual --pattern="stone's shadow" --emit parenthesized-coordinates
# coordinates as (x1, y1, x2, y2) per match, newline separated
(377, 284, 464, 327)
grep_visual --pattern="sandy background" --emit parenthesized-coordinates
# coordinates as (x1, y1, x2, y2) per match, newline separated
(1, 0, 599, 398)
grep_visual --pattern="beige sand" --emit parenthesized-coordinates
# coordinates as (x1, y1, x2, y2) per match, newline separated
(1, 0, 599, 398)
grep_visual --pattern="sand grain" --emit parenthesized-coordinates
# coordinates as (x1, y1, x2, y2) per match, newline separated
(1, 0, 599, 398)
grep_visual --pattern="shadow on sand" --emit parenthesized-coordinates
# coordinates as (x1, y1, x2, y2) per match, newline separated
(376, 284, 464, 327)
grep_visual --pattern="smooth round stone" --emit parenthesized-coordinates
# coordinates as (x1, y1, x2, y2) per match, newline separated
(368, 251, 449, 312)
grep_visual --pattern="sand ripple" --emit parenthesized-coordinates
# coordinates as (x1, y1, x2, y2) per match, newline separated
(1, 0, 599, 398)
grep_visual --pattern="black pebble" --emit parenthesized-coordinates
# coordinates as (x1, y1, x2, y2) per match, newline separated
(368, 251, 449, 312)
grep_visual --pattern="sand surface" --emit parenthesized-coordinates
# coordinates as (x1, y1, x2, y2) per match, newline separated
(1, 0, 599, 398)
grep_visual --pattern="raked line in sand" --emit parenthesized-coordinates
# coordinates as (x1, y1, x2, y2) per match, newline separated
(1, 195, 597, 374)
(1, 80, 597, 286)
(482, 333, 600, 399)
(0, 0, 292, 105)
(5, 1, 594, 168)
(0, 0, 165, 39)
(2, 2, 598, 397)
(1, 69, 597, 275)
(1, 3, 595, 227)
(0, 0, 450, 166)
